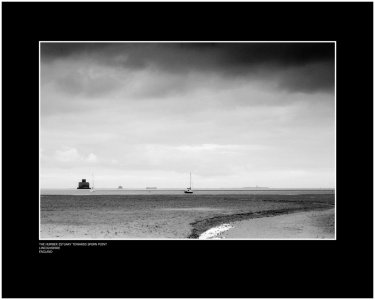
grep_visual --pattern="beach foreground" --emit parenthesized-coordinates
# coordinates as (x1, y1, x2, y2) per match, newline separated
(201, 208, 335, 239)
(40, 191, 334, 239)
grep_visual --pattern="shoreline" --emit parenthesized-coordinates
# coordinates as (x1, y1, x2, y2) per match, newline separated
(189, 204, 334, 239)
(220, 208, 335, 239)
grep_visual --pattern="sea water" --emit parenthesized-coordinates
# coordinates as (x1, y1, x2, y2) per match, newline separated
(41, 188, 334, 196)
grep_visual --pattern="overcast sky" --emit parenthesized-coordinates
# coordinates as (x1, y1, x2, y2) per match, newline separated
(40, 42, 335, 189)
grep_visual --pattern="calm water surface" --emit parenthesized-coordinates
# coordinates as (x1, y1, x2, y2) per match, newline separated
(41, 188, 334, 196)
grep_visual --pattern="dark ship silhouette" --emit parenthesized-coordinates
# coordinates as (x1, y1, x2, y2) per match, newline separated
(77, 179, 90, 189)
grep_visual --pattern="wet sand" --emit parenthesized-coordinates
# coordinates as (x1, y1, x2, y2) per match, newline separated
(40, 193, 334, 239)
(205, 208, 335, 239)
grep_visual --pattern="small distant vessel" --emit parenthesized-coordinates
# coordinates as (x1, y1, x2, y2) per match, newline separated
(146, 187, 157, 190)
(118, 186, 123, 189)
(184, 172, 193, 194)
(243, 186, 270, 189)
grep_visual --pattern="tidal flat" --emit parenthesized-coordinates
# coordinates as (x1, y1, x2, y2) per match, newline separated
(40, 192, 334, 239)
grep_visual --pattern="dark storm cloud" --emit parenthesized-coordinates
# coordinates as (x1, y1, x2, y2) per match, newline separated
(41, 42, 334, 93)
(41, 42, 333, 66)
(277, 62, 333, 93)
(181, 43, 333, 67)
(41, 43, 111, 61)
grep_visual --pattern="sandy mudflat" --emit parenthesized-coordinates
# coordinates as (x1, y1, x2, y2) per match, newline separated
(214, 208, 334, 239)
(40, 193, 334, 239)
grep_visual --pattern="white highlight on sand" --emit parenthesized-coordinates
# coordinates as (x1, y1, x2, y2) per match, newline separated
(199, 223, 234, 240)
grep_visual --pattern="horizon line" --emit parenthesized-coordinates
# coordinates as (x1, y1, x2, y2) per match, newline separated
(40, 187, 336, 190)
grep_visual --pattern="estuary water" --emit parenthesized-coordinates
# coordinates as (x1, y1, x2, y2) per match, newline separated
(41, 188, 334, 196)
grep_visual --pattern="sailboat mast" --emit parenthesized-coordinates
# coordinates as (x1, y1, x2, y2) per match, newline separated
(190, 172, 191, 189)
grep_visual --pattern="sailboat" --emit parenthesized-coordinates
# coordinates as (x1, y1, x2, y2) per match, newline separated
(90, 173, 96, 193)
(184, 172, 193, 194)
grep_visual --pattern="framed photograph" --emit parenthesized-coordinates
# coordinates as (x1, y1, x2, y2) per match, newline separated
(39, 41, 336, 241)
(2, 2, 373, 298)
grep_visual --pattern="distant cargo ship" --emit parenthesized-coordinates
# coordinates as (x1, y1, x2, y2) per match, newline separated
(243, 186, 270, 189)
(77, 179, 90, 189)
(146, 187, 157, 190)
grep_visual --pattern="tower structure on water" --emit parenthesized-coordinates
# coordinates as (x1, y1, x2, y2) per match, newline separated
(77, 179, 90, 189)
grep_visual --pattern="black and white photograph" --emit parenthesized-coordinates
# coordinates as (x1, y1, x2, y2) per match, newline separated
(40, 42, 336, 240)
(2, 2, 373, 298)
